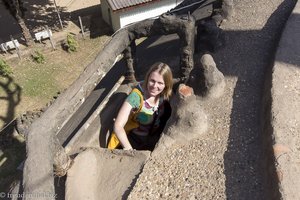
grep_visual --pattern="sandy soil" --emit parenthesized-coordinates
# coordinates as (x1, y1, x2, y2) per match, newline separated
(108, 0, 294, 199)
(127, 0, 297, 199)
(65, 148, 150, 200)
(65, 0, 297, 199)
(3, 0, 297, 199)
(0, 0, 109, 129)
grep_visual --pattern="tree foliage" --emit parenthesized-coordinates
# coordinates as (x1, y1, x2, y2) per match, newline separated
(0, 59, 13, 76)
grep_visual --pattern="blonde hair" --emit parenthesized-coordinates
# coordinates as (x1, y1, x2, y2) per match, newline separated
(143, 62, 173, 100)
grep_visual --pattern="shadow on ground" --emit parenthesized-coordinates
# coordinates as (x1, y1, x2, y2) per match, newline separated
(95, 0, 295, 198)
(70, 5, 112, 38)
(0, 75, 22, 129)
(0, 1, 110, 46)
(0, 74, 25, 193)
(215, 1, 297, 199)
(0, 124, 26, 193)
(0, 0, 298, 197)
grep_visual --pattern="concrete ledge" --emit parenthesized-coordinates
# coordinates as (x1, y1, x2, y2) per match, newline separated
(271, 1, 300, 199)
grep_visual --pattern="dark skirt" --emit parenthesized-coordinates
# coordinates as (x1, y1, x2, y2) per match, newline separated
(127, 132, 160, 151)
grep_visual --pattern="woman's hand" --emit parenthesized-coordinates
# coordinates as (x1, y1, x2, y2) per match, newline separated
(123, 148, 136, 157)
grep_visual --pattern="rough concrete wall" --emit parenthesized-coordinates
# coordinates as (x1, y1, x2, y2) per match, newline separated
(270, 2, 300, 199)
(152, 84, 208, 156)
(127, 13, 196, 79)
(22, 13, 196, 198)
(65, 148, 150, 200)
(23, 29, 132, 199)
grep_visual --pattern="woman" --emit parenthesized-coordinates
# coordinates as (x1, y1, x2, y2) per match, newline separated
(107, 62, 173, 151)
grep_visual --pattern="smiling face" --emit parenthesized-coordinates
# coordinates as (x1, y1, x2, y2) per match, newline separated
(146, 70, 166, 98)
(143, 62, 173, 100)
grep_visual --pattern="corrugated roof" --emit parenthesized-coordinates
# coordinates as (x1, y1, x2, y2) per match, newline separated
(106, 0, 157, 11)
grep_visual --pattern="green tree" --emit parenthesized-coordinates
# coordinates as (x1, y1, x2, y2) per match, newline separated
(3, 0, 34, 46)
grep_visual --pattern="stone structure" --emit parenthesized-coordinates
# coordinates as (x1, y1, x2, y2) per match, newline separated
(153, 84, 208, 156)
(201, 54, 225, 98)
(20, 0, 231, 198)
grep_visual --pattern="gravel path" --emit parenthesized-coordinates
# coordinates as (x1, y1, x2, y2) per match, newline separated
(128, 1, 296, 199)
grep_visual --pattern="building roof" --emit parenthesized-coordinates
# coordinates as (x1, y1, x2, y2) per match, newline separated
(106, 0, 160, 11)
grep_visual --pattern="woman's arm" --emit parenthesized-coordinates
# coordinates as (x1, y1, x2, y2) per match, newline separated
(113, 101, 133, 150)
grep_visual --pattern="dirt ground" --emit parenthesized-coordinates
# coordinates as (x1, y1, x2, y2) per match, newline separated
(0, 0, 109, 129)
(127, 1, 297, 199)
(65, 0, 298, 200)
(0, 0, 109, 193)
(2, 0, 299, 199)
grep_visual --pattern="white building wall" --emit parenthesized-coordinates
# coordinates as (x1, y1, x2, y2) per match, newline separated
(119, 0, 183, 30)
(101, 0, 121, 31)
(102, 0, 183, 32)
(101, 0, 110, 25)
(111, 11, 121, 31)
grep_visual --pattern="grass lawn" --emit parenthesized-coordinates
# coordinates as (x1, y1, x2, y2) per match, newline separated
(0, 34, 110, 192)
(0, 35, 110, 129)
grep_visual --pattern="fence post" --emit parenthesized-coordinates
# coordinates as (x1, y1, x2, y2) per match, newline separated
(1, 44, 8, 54)
(78, 16, 85, 39)
(45, 26, 56, 50)
(10, 35, 21, 59)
